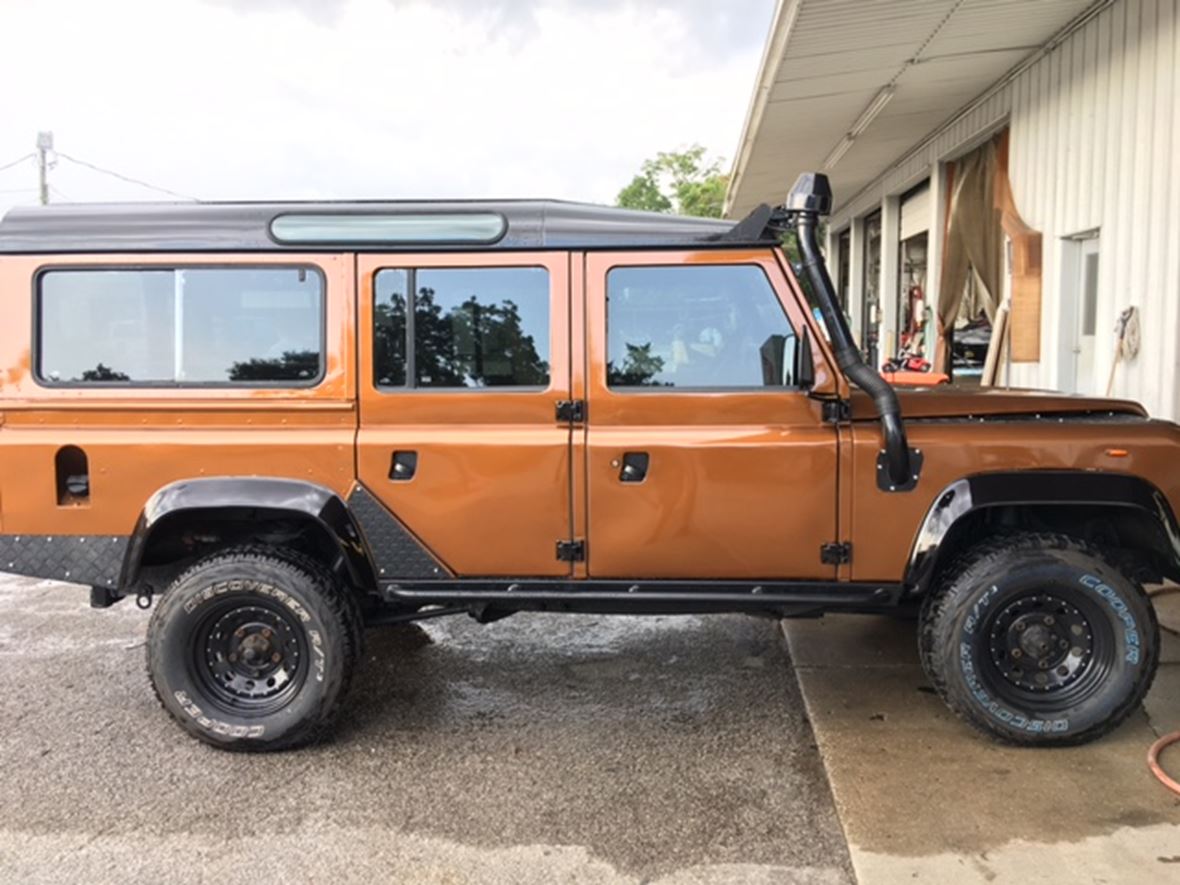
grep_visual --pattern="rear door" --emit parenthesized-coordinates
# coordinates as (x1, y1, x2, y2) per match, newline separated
(356, 252, 572, 577)
(583, 250, 838, 580)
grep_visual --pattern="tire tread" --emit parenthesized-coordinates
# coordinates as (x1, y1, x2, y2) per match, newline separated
(919, 531, 1159, 746)
(147, 544, 362, 752)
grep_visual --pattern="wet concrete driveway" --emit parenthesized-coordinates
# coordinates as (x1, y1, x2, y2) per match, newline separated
(0, 575, 853, 884)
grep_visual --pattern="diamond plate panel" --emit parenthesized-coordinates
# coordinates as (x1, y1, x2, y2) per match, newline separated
(346, 486, 450, 579)
(0, 534, 129, 588)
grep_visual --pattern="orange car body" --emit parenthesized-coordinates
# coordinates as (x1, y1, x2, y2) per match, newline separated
(1, 201, 1178, 614)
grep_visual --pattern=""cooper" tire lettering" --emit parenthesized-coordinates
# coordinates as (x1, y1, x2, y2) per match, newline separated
(1079, 574, 1141, 664)
(173, 689, 265, 738)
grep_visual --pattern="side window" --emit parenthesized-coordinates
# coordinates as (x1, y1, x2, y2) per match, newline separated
(607, 264, 799, 389)
(37, 267, 324, 386)
(374, 267, 550, 389)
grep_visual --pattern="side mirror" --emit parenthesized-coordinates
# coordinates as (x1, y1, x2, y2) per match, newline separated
(761, 330, 816, 389)
(795, 326, 816, 390)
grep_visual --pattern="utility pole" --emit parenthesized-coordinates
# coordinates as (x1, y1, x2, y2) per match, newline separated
(36, 131, 53, 205)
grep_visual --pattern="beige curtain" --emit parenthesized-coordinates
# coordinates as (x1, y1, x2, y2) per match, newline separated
(935, 138, 1005, 373)
(995, 132, 1043, 363)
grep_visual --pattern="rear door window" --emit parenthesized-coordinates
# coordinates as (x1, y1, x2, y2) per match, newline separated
(373, 266, 550, 389)
(37, 267, 324, 386)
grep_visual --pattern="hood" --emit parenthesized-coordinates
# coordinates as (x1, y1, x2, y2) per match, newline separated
(848, 386, 1149, 421)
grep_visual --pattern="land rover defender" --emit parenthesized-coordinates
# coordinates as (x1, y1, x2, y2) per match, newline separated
(0, 174, 1170, 751)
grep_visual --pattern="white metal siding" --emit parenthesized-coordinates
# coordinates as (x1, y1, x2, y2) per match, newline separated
(830, 0, 1180, 418)
(726, 0, 1094, 216)
(900, 185, 931, 240)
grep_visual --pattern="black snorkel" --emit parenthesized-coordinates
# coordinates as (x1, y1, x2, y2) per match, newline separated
(781, 172, 913, 489)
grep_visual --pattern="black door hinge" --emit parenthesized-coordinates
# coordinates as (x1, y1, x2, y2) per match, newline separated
(555, 399, 586, 423)
(556, 539, 586, 562)
(820, 542, 851, 565)
(822, 399, 850, 423)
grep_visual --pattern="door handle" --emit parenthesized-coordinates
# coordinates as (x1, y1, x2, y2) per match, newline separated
(619, 452, 649, 483)
(389, 451, 418, 481)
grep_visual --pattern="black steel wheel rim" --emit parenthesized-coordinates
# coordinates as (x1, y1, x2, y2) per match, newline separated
(980, 588, 1115, 712)
(191, 596, 309, 715)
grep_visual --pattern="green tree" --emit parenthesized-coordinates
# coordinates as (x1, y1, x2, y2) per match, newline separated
(615, 145, 728, 218)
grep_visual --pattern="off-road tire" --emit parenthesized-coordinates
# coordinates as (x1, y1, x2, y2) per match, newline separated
(919, 532, 1158, 746)
(147, 546, 361, 752)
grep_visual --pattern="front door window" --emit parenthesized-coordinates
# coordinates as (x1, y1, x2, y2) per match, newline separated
(607, 264, 801, 389)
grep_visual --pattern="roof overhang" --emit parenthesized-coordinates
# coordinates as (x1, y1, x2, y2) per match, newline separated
(725, 0, 1102, 218)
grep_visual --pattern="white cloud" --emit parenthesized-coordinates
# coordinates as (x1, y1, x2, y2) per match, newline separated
(0, 0, 772, 216)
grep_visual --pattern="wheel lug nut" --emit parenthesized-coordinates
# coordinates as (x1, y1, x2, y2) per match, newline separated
(272, 652, 282, 663)
(1044, 616, 1055, 626)
(1071, 625, 1083, 636)
(1011, 648, 1023, 658)
(1057, 666, 1069, 676)
(229, 653, 237, 663)
(262, 628, 272, 640)
(1015, 622, 1026, 631)
(234, 628, 246, 638)
(1071, 647, 1084, 657)
(1059, 639, 1068, 649)
(1039, 659, 1050, 669)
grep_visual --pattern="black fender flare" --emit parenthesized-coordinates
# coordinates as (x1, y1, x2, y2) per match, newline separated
(904, 470, 1180, 595)
(122, 478, 376, 591)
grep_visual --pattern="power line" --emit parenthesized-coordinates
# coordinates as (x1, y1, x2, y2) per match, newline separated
(56, 151, 199, 201)
(0, 153, 35, 175)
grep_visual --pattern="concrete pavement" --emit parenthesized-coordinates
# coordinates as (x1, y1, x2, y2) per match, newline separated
(5, 568, 1178, 884)
(0, 574, 853, 884)
(783, 596, 1180, 884)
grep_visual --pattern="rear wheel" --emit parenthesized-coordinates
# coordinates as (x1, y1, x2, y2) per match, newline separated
(146, 546, 360, 751)
(920, 533, 1158, 746)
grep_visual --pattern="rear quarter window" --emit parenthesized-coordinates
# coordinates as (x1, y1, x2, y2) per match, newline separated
(36, 266, 325, 387)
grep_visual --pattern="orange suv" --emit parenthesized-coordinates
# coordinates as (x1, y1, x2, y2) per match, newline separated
(0, 174, 1170, 750)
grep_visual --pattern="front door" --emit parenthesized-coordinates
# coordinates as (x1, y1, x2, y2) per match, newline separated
(583, 250, 838, 580)
(356, 252, 572, 577)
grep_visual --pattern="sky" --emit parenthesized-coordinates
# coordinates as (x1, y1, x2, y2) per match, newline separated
(0, 0, 774, 217)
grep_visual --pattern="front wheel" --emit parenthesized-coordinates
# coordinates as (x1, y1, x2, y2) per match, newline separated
(146, 546, 360, 751)
(920, 533, 1159, 746)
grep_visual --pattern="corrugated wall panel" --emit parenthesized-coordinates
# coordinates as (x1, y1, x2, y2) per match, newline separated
(830, 0, 1180, 418)
(1171, 3, 1180, 417)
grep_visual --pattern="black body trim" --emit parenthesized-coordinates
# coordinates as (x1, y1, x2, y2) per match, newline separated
(126, 477, 375, 590)
(380, 578, 903, 615)
(0, 199, 741, 254)
(346, 485, 451, 579)
(905, 471, 1180, 595)
(0, 534, 128, 589)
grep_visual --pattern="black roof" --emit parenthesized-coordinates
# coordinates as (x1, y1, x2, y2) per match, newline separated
(0, 199, 748, 254)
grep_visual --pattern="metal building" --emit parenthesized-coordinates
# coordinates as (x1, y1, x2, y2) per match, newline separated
(727, 0, 1180, 417)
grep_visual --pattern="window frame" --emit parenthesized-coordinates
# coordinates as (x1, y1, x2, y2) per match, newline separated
(31, 263, 329, 390)
(604, 261, 803, 394)
(372, 263, 553, 393)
